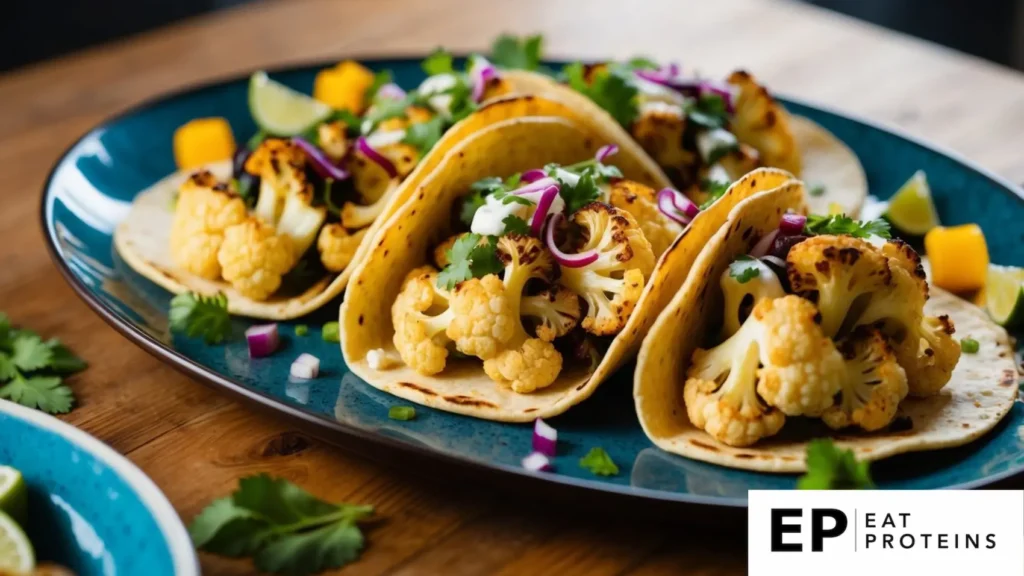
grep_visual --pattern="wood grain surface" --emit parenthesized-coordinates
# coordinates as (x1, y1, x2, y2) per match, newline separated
(3, 0, 1024, 573)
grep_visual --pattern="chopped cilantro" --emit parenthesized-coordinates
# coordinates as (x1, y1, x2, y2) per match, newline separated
(804, 214, 892, 239)
(490, 34, 544, 71)
(798, 439, 874, 489)
(459, 174, 526, 226)
(0, 312, 85, 414)
(189, 474, 373, 575)
(699, 178, 731, 209)
(246, 130, 268, 151)
(555, 169, 601, 214)
(686, 94, 730, 129)
(294, 325, 309, 337)
(422, 49, 454, 75)
(579, 447, 619, 476)
(437, 234, 503, 289)
(728, 256, 760, 284)
(564, 62, 639, 128)
(402, 116, 445, 154)
(809, 184, 826, 197)
(361, 97, 410, 134)
(329, 109, 362, 132)
(322, 322, 340, 343)
(365, 70, 393, 102)
(169, 292, 232, 345)
(960, 337, 980, 354)
(388, 406, 417, 421)
(493, 190, 534, 206)
(502, 215, 532, 235)
(626, 57, 659, 70)
(459, 191, 488, 227)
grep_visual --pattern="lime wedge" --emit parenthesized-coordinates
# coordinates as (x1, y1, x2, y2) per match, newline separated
(983, 265, 1024, 328)
(0, 510, 34, 574)
(885, 170, 940, 235)
(0, 467, 27, 527)
(249, 71, 332, 136)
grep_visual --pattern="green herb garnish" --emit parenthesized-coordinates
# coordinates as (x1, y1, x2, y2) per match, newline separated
(728, 256, 760, 284)
(169, 292, 231, 344)
(699, 179, 731, 210)
(294, 325, 309, 337)
(809, 184, 826, 197)
(626, 57, 659, 70)
(960, 337, 980, 354)
(437, 234, 503, 290)
(502, 215, 532, 235)
(388, 406, 417, 421)
(797, 439, 874, 490)
(564, 62, 639, 129)
(365, 70, 393, 103)
(0, 313, 85, 414)
(804, 214, 892, 239)
(579, 447, 619, 476)
(554, 169, 601, 214)
(189, 474, 373, 575)
(247, 130, 268, 151)
(322, 322, 340, 343)
(422, 49, 455, 76)
(490, 34, 544, 71)
(685, 94, 730, 129)
(402, 116, 445, 154)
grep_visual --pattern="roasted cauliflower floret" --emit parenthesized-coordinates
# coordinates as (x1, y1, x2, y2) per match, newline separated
(560, 204, 656, 336)
(391, 266, 454, 375)
(317, 121, 349, 162)
(630, 101, 696, 178)
(217, 218, 295, 301)
(755, 296, 845, 417)
(483, 338, 562, 394)
(341, 177, 400, 230)
(899, 315, 960, 397)
(317, 223, 367, 272)
(522, 286, 582, 341)
(277, 188, 327, 258)
(822, 328, 908, 431)
(716, 143, 761, 181)
(720, 258, 785, 338)
(787, 235, 891, 337)
(726, 70, 800, 175)
(249, 139, 309, 224)
(169, 172, 248, 279)
(684, 307, 784, 447)
(607, 180, 684, 257)
(447, 274, 516, 360)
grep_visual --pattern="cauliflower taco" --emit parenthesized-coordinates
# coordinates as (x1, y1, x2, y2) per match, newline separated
(634, 182, 1018, 472)
(115, 57, 665, 320)
(341, 108, 801, 421)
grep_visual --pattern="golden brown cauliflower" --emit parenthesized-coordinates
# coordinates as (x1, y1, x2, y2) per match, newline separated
(483, 338, 563, 394)
(317, 223, 367, 273)
(522, 286, 582, 342)
(560, 203, 656, 336)
(391, 266, 453, 375)
(726, 70, 801, 175)
(169, 172, 248, 279)
(720, 257, 785, 338)
(630, 101, 697, 181)
(607, 179, 684, 258)
(217, 218, 295, 300)
(317, 121, 349, 162)
(898, 315, 961, 397)
(447, 274, 517, 360)
(822, 328, 909, 431)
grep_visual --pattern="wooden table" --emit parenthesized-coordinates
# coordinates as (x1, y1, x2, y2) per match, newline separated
(4, 0, 1024, 573)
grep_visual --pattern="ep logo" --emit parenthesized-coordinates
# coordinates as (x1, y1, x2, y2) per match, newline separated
(771, 508, 847, 552)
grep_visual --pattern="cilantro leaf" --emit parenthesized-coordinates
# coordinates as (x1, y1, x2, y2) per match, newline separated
(0, 312, 10, 345)
(502, 215, 532, 235)
(364, 70, 393, 103)
(0, 375, 74, 414)
(729, 256, 760, 284)
(699, 178, 732, 210)
(402, 116, 445, 154)
(0, 354, 15, 381)
(44, 339, 87, 373)
(556, 169, 601, 214)
(493, 191, 533, 206)
(459, 191, 488, 227)
(626, 57, 659, 70)
(564, 62, 639, 128)
(190, 474, 374, 575)
(809, 184, 826, 197)
(490, 34, 544, 71)
(437, 234, 502, 289)
(579, 447, 619, 476)
(686, 94, 730, 129)
(11, 334, 52, 372)
(804, 214, 892, 239)
(422, 49, 454, 76)
(169, 292, 232, 345)
(797, 439, 874, 490)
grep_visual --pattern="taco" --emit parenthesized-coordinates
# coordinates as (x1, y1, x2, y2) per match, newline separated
(496, 59, 866, 217)
(634, 182, 1018, 472)
(114, 58, 665, 320)
(341, 106, 801, 421)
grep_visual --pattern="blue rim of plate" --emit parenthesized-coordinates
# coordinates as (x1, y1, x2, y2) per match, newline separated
(39, 56, 1024, 509)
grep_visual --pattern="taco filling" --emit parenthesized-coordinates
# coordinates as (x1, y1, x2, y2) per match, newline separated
(683, 213, 962, 447)
(387, 147, 683, 393)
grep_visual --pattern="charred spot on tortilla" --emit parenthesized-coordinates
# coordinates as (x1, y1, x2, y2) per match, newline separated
(889, 416, 913, 433)
(444, 395, 497, 408)
(742, 226, 753, 240)
(735, 453, 755, 459)
(689, 439, 719, 451)
(358, 314, 364, 326)
(397, 382, 438, 396)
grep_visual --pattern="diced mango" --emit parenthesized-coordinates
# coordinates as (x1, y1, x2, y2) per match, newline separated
(925, 224, 989, 293)
(313, 60, 375, 113)
(173, 117, 236, 170)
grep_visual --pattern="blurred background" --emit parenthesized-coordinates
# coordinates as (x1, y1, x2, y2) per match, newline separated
(2, 0, 1024, 72)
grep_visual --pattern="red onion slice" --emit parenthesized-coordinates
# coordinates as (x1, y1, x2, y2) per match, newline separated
(512, 177, 558, 197)
(532, 418, 558, 456)
(522, 452, 553, 472)
(293, 137, 351, 181)
(376, 83, 407, 101)
(356, 136, 398, 178)
(595, 144, 619, 163)
(246, 324, 279, 358)
(656, 188, 699, 225)
(751, 229, 780, 258)
(520, 169, 547, 183)
(779, 213, 807, 235)
(698, 82, 736, 113)
(528, 186, 559, 237)
(544, 213, 598, 268)
(471, 58, 499, 103)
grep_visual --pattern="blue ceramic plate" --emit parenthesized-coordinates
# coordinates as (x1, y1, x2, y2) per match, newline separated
(41, 58, 1024, 508)
(0, 399, 199, 574)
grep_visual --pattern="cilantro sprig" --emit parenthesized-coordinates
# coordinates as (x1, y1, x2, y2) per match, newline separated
(169, 292, 232, 344)
(190, 474, 374, 575)
(699, 178, 731, 210)
(797, 439, 874, 490)
(437, 234, 503, 289)
(490, 34, 544, 71)
(804, 214, 891, 239)
(564, 62, 640, 128)
(546, 159, 621, 214)
(459, 173, 525, 226)
(0, 312, 86, 414)
(685, 94, 731, 129)
(579, 447, 619, 476)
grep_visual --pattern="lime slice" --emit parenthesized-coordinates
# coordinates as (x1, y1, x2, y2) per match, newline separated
(0, 467, 27, 527)
(983, 265, 1024, 328)
(885, 170, 940, 235)
(0, 510, 34, 574)
(249, 71, 332, 136)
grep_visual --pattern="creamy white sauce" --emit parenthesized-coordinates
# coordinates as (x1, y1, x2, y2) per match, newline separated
(633, 77, 686, 106)
(706, 163, 731, 185)
(365, 129, 407, 149)
(471, 194, 532, 236)
(696, 128, 738, 163)
(553, 168, 581, 187)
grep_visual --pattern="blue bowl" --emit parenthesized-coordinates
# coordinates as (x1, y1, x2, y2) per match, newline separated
(0, 399, 199, 575)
